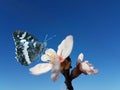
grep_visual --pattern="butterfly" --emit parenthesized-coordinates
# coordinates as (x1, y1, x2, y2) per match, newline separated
(13, 30, 47, 66)
(29, 35, 73, 81)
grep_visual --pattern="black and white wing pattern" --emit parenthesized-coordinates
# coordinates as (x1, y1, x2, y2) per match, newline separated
(13, 30, 46, 66)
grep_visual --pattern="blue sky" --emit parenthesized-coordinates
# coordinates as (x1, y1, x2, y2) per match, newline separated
(0, 0, 120, 90)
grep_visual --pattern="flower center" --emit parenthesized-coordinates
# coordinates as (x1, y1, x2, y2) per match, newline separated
(46, 53, 58, 61)
(58, 56, 64, 62)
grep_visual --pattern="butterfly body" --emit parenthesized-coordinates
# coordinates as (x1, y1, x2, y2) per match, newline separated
(13, 30, 46, 66)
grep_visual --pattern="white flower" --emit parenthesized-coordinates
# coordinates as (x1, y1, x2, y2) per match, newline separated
(77, 53, 98, 75)
(29, 49, 57, 76)
(29, 35, 73, 81)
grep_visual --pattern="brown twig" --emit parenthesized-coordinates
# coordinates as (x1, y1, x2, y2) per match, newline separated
(63, 69, 73, 90)
(61, 57, 74, 90)
(60, 56, 83, 90)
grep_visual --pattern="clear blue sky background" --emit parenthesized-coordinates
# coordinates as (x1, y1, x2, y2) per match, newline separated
(0, 0, 120, 90)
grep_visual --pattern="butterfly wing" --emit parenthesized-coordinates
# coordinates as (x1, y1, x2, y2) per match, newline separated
(57, 35, 73, 60)
(13, 30, 46, 66)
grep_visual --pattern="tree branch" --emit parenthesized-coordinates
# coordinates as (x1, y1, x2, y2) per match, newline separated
(61, 57, 74, 90)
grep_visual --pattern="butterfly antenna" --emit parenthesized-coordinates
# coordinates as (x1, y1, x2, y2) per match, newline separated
(46, 35, 56, 42)
(44, 34, 48, 41)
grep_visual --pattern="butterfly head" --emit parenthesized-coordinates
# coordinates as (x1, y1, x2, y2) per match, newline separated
(41, 41, 47, 53)
(41, 34, 56, 53)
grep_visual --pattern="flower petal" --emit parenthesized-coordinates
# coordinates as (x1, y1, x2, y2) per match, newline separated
(45, 48, 57, 56)
(57, 35, 73, 60)
(51, 59, 60, 81)
(41, 54, 50, 62)
(81, 61, 98, 75)
(51, 72, 60, 82)
(41, 48, 58, 61)
(78, 53, 84, 62)
(29, 63, 52, 75)
(81, 61, 91, 71)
